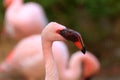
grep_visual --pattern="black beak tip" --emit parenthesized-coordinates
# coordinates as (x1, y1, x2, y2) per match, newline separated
(81, 47, 86, 54)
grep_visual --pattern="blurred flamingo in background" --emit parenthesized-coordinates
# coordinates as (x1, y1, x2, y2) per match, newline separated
(2, 0, 48, 40)
(0, 22, 100, 80)
(72, 51, 100, 80)
(56, 50, 100, 80)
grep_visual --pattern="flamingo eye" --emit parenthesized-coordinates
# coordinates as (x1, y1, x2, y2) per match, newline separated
(59, 29, 66, 35)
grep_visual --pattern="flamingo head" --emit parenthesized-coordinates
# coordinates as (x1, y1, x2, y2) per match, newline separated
(82, 51, 100, 80)
(42, 22, 86, 54)
(3, 0, 13, 8)
(57, 28, 86, 54)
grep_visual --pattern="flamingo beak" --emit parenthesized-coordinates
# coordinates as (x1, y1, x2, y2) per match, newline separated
(57, 28, 86, 54)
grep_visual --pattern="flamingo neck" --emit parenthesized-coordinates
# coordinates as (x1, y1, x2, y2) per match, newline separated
(42, 39, 59, 80)
(63, 54, 84, 80)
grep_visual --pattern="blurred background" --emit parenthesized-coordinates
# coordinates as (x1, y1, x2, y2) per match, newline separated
(0, 0, 120, 80)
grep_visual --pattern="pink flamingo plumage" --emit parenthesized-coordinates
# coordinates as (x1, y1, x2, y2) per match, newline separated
(0, 35, 69, 80)
(3, 0, 48, 40)
(71, 51, 100, 80)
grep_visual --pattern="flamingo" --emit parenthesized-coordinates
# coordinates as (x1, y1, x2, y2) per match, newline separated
(40, 22, 85, 80)
(71, 51, 100, 80)
(3, 0, 48, 40)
